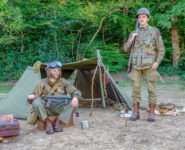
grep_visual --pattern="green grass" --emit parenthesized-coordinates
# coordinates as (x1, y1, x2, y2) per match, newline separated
(115, 72, 185, 94)
(0, 87, 12, 93)
(181, 85, 185, 93)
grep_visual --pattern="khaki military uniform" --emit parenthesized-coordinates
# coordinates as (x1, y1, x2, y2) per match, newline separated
(124, 25, 165, 104)
(31, 78, 81, 124)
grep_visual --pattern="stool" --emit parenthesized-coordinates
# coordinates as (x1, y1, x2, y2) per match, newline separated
(37, 115, 74, 130)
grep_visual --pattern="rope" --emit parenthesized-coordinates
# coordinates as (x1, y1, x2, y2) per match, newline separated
(108, 76, 124, 111)
(99, 62, 125, 111)
(158, 73, 165, 83)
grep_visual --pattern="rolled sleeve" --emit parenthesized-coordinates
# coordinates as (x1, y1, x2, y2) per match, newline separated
(155, 28, 165, 64)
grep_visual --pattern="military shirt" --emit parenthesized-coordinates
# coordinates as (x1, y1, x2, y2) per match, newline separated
(124, 25, 165, 70)
(32, 78, 81, 99)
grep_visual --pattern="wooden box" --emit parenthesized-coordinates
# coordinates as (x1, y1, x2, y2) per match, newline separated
(0, 119, 20, 137)
(38, 115, 74, 130)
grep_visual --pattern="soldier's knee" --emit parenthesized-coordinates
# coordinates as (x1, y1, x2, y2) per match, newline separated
(32, 98, 43, 108)
(148, 88, 156, 95)
(133, 86, 140, 94)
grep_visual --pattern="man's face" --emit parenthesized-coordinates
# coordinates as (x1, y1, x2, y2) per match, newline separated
(138, 14, 149, 27)
(49, 68, 61, 79)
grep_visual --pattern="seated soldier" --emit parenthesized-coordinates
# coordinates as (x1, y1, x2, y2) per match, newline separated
(28, 61, 81, 134)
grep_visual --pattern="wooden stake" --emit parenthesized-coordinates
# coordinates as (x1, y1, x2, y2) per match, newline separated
(125, 118, 128, 127)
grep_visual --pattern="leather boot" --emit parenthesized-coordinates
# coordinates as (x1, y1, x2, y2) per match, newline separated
(148, 103, 156, 122)
(45, 118, 54, 134)
(130, 102, 140, 121)
(54, 118, 63, 132)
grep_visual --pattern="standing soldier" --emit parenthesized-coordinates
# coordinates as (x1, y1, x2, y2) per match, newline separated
(124, 8, 165, 121)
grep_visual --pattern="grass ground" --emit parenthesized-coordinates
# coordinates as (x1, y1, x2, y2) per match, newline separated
(0, 87, 13, 93)
(0, 82, 14, 98)
(0, 81, 15, 93)
(114, 73, 185, 93)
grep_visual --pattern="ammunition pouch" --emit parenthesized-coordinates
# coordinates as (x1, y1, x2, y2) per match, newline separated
(141, 53, 155, 67)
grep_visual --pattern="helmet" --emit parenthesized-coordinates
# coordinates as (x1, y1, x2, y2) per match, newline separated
(136, 8, 150, 18)
(33, 61, 41, 73)
(45, 61, 62, 71)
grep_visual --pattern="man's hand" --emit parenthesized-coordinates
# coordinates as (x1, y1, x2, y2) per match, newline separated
(71, 97, 78, 108)
(130, 33, 138, 44)
(28, 94, 37, 100)
(151, 62, 159, 70)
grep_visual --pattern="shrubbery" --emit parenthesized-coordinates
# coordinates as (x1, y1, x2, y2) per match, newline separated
(0, 0, 184, 81)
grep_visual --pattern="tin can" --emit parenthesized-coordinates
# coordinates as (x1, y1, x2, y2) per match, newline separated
(81, 120, 90, 130)
(128, 110, 133, 115)
(120, 110, 124, 118)
(124, 113, 132, 118)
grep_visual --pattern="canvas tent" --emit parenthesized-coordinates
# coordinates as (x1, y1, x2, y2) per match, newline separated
(0, 67, 40, 118)
(0, 53, 133, 119)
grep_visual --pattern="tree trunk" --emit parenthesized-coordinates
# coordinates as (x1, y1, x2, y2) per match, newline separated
(171, 26, 180, 66)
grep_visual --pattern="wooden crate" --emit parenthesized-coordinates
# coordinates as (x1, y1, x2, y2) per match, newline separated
(37, 115, 74, 130)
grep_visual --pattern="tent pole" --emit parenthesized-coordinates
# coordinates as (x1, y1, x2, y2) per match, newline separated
(97, 50, 106, 109)
(98, 65, 106, 109)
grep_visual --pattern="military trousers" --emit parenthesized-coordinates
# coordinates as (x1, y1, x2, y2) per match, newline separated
(32, 98, 77, 124)
(128, 68, 159, 104)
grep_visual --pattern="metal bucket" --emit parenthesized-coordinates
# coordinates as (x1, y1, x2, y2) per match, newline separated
(81, 120, 90, 130)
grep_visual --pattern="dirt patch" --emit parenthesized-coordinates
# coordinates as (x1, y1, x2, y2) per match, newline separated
(1, 75, 185, 150)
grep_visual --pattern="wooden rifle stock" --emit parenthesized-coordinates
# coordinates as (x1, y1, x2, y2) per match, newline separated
(127, 21, 139, 72)
(128, 37, 136, 72)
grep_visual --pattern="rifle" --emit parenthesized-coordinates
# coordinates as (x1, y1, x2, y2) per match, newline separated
(45, 94, 72, 108)
(127, 38, 135, 72)
(127, 21, 139, 72)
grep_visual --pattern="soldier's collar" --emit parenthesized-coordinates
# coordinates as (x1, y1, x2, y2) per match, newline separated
(47, 77, 60, 87)
(139, 24, 149, 30)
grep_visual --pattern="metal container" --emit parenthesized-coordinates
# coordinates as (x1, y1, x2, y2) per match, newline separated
(81, 120, 90, 130)
(120, 110, 124, 118)
(124, 113, 132, 118)
(128, 110, 133, 115)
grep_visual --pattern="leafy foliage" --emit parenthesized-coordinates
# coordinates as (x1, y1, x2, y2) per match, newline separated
(0, 0, 184, 81)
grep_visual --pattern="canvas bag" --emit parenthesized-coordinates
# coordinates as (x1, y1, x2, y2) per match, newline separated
(27, 107, 38, 125)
